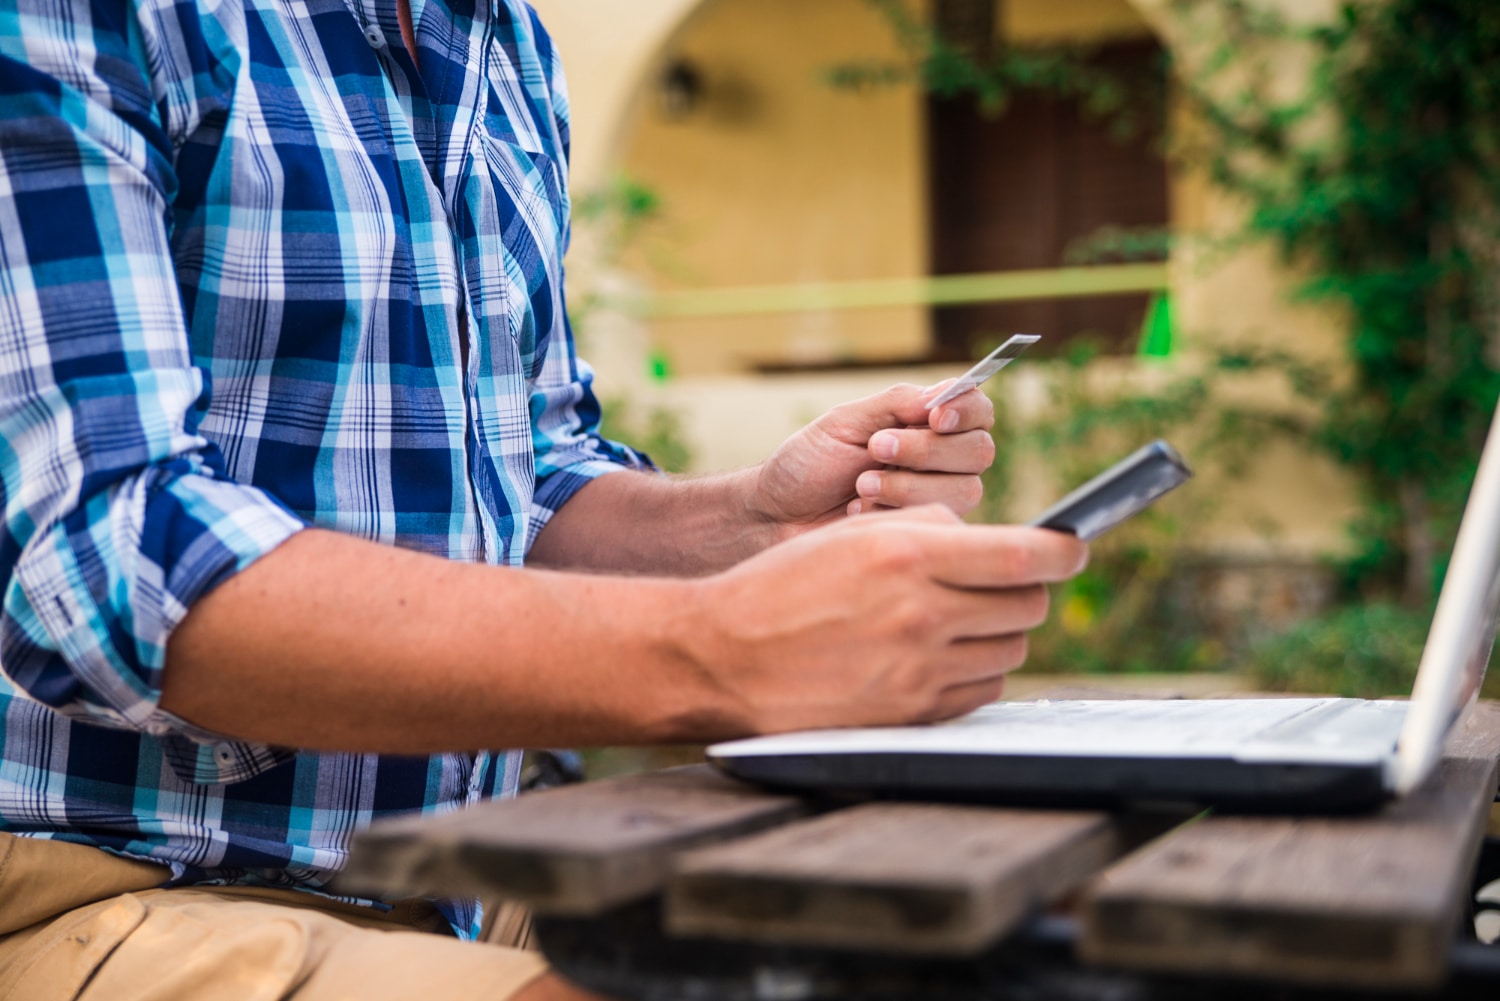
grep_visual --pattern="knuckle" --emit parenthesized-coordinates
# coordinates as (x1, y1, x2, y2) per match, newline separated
(891, 658, 936, 702)
(1019, 584, 1050, 626)
(976, 399, 997, 432)
(870, 533, 926, 575)
(878, 474, 913, 506)
(976, 432, 997, 466)
(922, 501, 964, 524)
(1001, 542, 1034, 581)
(958, 476, 984, 511)
(900, 431, 932, 466)
(1026, 582, 1050, 621)
(893, 597, 943, 642)
(919, 696, 952, 723)
(919, 681, 957, 720)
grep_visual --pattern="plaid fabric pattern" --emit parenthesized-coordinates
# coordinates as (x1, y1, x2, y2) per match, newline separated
(0, 0, 647, 936)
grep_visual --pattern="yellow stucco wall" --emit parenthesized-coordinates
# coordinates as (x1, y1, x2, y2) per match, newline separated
(1005, 0, 1154, 42)
(611, 0, 932, 375)
(527, 0, 699, 192)
(527, 0, 1362, 557)
(533, 0, 1348, 374)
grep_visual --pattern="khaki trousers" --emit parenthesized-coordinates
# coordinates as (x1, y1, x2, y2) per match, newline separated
(0, 833, 548, 1000)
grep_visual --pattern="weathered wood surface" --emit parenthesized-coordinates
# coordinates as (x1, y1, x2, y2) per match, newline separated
(666, 801, 1126, 955)
(342, 765, 806, 914)
(1080, 701, 1500, 990)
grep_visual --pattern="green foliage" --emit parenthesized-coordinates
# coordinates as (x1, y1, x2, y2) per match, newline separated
(1062, 225, 1174, 266)
(826, 0, 1161, 138)
(977, 344, 1320, 675)
(567, 173, 665, 359)
(1242, 603, 1416, 696)
(573, 174, 663, 257)
(1170, 0, 1500, 603)
(855, 0, 1500, 662)
(570, 173, 694, 472)
(1242, 602, 1432, 698)
(1243, 600, 1500, 698)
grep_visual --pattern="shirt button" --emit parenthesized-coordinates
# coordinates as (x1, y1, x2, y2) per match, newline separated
(214, 743, 236, 764)
(364, 25, 386, 48)
(145, 723, 171, 737)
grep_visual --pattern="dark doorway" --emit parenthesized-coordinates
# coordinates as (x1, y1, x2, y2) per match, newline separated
(927, 38, 1170, 360)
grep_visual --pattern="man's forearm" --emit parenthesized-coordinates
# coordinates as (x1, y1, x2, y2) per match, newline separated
(163, 505, 1089, 757)
(160, 529, 744, 752)
(528, 468, 790, 576)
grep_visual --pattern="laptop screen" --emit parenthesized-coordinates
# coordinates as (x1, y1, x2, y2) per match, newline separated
(1392, 402, 1500, 792)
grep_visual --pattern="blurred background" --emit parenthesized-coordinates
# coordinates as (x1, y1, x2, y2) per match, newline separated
(524, 0, 1500, 773)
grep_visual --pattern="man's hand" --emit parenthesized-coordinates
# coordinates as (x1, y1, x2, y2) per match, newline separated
(529, 382, 997, 577)
(752, 383, 996, 536)
(682, 505, 1088, 735)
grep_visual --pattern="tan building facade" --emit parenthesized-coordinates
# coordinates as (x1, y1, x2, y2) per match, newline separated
(529, 0, 1360, 559)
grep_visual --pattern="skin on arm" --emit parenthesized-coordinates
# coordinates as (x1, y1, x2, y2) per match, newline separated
(528, 383, 997, 575)
(160, 506, 1085, 751)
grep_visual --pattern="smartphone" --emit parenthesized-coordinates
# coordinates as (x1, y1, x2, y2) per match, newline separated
(1027, 440, 1192, 541)
(923, 334, 1041, 411)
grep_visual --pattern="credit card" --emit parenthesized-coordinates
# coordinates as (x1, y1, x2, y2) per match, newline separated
(923, 334, 1041, 411)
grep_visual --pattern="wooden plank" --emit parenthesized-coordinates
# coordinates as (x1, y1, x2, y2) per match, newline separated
(341, 765, 808, 915)
(1080, 701, 1500, 989)
(666, 801, 1130, 955)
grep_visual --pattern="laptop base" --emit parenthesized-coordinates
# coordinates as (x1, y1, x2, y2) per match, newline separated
(716, 751, 1391, 814)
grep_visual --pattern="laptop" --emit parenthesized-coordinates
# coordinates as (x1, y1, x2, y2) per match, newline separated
(709, 406, 1500, 812)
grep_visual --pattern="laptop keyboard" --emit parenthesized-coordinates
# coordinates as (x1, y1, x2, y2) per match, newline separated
(710, 698, 1407, 763)
(1240, 698, 1407, 751)
(923, 699, 1336, 753)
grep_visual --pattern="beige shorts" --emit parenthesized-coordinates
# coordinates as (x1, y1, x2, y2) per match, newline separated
(0, 832, 549, 1000)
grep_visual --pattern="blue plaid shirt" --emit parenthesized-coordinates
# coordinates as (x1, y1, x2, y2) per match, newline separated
(0, 0, 646, 936)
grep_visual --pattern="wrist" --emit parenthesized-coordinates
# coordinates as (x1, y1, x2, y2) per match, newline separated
(737, 465, 810, 550)
(646, 574, 759, 742)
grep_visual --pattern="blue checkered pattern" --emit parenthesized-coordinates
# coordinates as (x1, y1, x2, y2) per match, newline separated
(0, 0, 647, 936)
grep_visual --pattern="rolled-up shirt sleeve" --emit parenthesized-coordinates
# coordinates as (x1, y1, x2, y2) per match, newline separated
(527, 337, 655, 550)
(0, 0, 304, 737)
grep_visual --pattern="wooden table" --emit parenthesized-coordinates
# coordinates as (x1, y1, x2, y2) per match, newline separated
(343, 701, 1500, 1000)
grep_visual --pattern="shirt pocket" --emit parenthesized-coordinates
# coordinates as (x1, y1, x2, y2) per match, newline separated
(476, 133, 568, 253)
(474, 132, 568, 372)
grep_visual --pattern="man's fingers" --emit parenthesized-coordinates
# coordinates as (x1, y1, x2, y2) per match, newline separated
(917, 676, 1011, 724)
(893, 521, 1090, 588)
(934, 584, 1051, 641)
(836, 506, 1088, 587)
(856, 469, 984, 515)
(925, 389, 996, 436)
(829, 510, 1087, 587)
(913, 637, 1029, 722)
(868, 428, 996, 474)
(826, 384, 995, 443)
(843, 497, 961, 522)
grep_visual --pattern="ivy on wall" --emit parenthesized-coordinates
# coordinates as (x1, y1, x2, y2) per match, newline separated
(1171, 0, 1500, 605)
